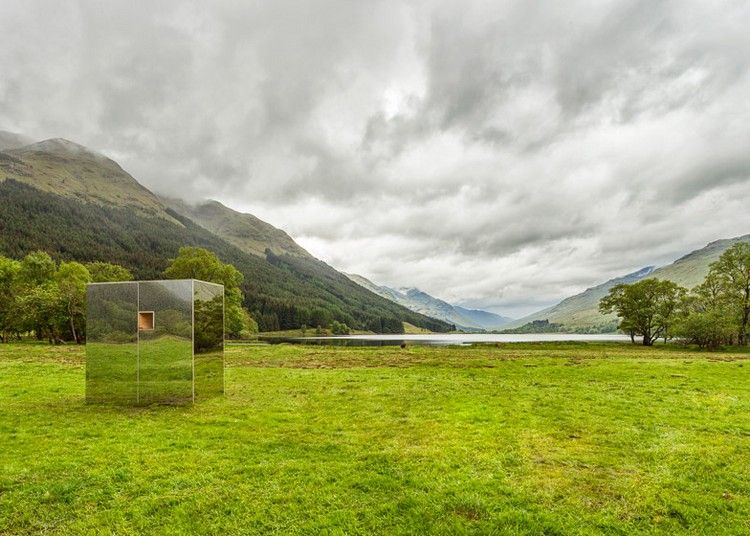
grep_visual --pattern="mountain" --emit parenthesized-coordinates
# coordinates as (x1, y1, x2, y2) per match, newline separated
(0, 130, 34, 151)
(647, 235, 750, 288)
(345, 273, 413, 306)
(162, 197, 311, 259)
(504, 266, 656, 332)
(345, 273, 512, 330)
(1, 137, 179, 223)
(508, 235, 750, 333)
(453, 306, 515, 331)
(0, 135, 452, 333)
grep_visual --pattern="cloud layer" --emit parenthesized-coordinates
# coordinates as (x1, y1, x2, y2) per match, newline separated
(2, 0, 749, 316)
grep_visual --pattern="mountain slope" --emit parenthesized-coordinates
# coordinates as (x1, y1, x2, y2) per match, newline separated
(509, 235, 750, 332)
(345, 273, 414, 306)
(345, 273, 512, 330)
(647, 235, 750, 288)
(0, 130, 34, 151)
(1, 138, 179, 223)
(0, 136, 452, 333)
(453, 306, 514, 331)
(504, 266, 655, 332)
(163, 197, 311, 259)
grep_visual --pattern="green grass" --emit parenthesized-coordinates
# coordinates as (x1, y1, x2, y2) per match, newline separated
(1, 341, 750, 534)
(402, 322, 432, 334)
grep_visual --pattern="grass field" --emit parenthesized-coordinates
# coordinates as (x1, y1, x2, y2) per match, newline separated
(1, 341, 750, 534)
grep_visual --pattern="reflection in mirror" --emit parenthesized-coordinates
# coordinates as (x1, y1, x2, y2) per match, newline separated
(86, 279, 225, 405)
(86, 282, 138, 404)
(138, 280, 194, 405)
(194, 281, 224, 398)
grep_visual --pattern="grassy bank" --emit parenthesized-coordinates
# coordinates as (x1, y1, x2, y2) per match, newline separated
(1, 342, 749, 534)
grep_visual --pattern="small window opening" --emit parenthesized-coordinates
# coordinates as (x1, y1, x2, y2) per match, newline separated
(138, 311, 154, 331)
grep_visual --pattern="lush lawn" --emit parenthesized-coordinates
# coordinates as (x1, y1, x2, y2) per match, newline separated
(1, 341, 750, 534)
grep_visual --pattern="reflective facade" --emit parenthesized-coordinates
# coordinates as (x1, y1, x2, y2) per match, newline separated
(86, 279, 224, 405)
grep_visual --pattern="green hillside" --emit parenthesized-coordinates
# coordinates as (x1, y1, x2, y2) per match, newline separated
(163, 197, 311, 259)
(0, 139, 452, 333)
(1, 138, 179, 224)
(508, 235, 750, 333)
(648, 235, 750, 288)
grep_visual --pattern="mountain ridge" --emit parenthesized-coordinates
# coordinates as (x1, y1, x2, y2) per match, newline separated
(345, 273, 513, 330)
(1, 136, 179, 224)
(507, 235, 750, 332)
(0, 133, 452, 333)
(162, 197, 312, 259)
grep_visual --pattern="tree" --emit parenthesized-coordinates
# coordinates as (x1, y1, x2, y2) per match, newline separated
(164, 247, 255, 338)
(16, 252, 58, 340)
(86, 262, 132, 282)
(0, 256, 21, 342)
(331, 320, 350, 335)
(164, 247, 243, 288)
(599, 278, 686, 346)
(18, 251, 56, 288)
(673, 271, 735, 349)
(707, 242, 750, 345)
(55, 261, 91, 343)
(16, 284, 65, 344)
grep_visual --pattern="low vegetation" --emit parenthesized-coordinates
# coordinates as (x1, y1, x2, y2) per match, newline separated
(1, 341, 749, 534)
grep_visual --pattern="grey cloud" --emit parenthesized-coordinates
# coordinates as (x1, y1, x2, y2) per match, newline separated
(1, 0, 750, 316)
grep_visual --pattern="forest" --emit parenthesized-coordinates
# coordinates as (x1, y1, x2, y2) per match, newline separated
(0, 180, 452, 334)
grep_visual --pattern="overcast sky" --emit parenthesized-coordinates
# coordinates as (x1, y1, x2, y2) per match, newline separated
(2, 0, 749, 316)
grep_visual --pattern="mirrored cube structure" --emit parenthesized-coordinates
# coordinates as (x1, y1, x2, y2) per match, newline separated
(86, 279, 224, 405)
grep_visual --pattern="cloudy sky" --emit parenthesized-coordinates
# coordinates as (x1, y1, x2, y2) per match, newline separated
(2, 0, 749, 316)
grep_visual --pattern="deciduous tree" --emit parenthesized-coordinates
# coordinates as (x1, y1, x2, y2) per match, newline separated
(707, 242, 750, 345)
(55, 261, 91, 343)
(86, 262, 133, 283)
(164, 247, 255, 338)
(599, 278, 686, 346)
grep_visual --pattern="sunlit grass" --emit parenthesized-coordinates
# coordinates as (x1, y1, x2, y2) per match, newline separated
(1, 341, 749, 534)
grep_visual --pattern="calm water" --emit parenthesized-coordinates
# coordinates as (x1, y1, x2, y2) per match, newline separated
(258, 333, 631, 347)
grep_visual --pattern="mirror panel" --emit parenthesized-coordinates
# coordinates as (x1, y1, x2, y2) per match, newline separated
(193, 281, 224, 399)
(85, 282, 138, 404)
(137, 280, 194, 405)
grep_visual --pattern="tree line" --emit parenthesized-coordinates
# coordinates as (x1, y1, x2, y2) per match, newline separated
(0, 180, 448, 334)
(0, 247, 258, 344)
(600, 242, 750, 348)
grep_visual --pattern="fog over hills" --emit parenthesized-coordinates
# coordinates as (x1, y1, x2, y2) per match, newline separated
(3, 2, 749, 318)
(0, 130, 34, 151)
(345, 273, 513, 331)
(0, 133, 452, 333)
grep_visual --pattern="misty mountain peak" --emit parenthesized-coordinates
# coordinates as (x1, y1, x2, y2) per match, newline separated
(0, 130, 35, 151)
(18, 138, 103, 159)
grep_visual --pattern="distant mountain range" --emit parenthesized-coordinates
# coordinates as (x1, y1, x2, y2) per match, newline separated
(2, 129, 747, 335)
(505, 234, 750, 332)
(345, 273, 513, 331)
(0, 130, 452, 333)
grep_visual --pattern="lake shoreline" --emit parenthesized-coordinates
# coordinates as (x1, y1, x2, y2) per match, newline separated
(252, 333, 633, 346)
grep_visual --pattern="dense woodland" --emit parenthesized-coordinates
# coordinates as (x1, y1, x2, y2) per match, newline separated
(600, 242, 750, 348)
(0, 180, 453, 334)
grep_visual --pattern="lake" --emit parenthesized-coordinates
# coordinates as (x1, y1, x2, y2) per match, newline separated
(258, 333, 632, 346)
